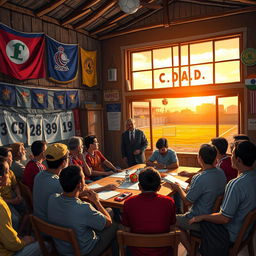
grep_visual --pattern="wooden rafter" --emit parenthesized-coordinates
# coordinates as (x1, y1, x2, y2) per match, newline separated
(61, 0, 102, 26)
(163, 0, 170, 27)
(35, 0, 67, 17)
(0, 0, 8, 6)
(99, 6, 256, 40)
(90, 23, 117, 36)
(74, 0, 116, 30)
(224, 0, 256, 4)
(181, 0, 251, 7)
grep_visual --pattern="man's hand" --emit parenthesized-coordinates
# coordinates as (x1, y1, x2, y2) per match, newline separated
(169, 182, 181, 192)
(104, 171, 114, 176)
(178, 171, 191, 177)
(22, 236, 35, 245)
(103, 184, 117, 191)
(86, 190, 100, 204)
(189, 215, 203, 225)
(133, 149, 141, 155)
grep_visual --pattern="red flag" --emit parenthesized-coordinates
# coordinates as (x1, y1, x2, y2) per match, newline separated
(0, 23, 45, 80)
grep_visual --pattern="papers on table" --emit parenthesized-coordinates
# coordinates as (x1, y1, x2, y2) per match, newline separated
(88, 183, 120, 200)
(88, 183, 102, 189)
(163, 175, 189, 189)
(119, 182, 140, 190)
(98, 191, 120, 200)
(110, 169, 137, 178)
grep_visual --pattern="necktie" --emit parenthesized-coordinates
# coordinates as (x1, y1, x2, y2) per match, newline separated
(130, 131, 135, 144)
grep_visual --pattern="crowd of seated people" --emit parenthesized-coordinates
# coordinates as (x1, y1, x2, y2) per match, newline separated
(0, 133, 255, 256)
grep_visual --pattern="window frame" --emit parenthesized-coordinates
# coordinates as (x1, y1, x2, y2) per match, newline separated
(126, 34, 242, 91)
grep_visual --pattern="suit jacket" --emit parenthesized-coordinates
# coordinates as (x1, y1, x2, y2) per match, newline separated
(121, 129, 148, 167)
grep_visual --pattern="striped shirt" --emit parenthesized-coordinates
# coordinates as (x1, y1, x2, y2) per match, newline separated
(221, 170, 256, 242)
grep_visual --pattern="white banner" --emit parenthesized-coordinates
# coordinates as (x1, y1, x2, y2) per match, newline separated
(4, 111, 27, 144)
(0, 111, 9, 146)
(43, 113, 61, 143)
(59, 111, 75, 140)
(27, 115, 43, 145)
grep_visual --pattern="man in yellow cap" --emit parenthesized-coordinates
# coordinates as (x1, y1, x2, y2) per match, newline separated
(33, 143, 69, 221)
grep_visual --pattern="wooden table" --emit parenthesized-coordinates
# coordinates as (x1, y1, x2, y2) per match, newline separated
(90, 164, 200, 209)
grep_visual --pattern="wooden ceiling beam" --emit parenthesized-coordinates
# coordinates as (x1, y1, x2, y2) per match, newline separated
(224, 0, 256, 4)
(90, 23, 117, 36)
(74, 0, 116, 30)
(180, 0, 246, 7)
(35, 0, 67, 17)
(99, 6, 256, 40)
(163, 0, 170, 27)
(0, 0, 8, 6)
(61, 0, 101, 26)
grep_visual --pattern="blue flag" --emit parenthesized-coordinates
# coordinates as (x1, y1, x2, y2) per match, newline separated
(46, 36, 78, 83)
(16, 86, 31, 108)
(0, 83, 16, 106)
(54, 91, 67, 110)
(66, 91, 79, 109)
(31, 89, 48, 109)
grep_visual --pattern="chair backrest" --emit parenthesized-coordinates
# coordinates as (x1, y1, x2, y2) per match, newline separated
(230, 208, 256, 255)
(212, 194, 224, 212)
(29, 214, 81, 256)
(18, 181, 33, 211)
(117, 229, 180, 256)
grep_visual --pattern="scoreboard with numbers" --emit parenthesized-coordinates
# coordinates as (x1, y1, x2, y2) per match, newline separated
(0, 110, 75, 145)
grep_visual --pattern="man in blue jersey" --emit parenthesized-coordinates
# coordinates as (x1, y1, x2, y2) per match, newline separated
(190, 140, 256, 255)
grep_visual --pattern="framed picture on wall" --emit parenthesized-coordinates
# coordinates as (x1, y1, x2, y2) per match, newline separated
(107, 68, 117, 82)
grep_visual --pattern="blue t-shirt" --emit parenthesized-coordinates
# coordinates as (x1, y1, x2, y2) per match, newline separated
(47, 194, 106, 256)
(186, 167, 226, 218)
(148, 149, 177, 165)
(221, 170, 256, 242)
(33, 170, 63, 221)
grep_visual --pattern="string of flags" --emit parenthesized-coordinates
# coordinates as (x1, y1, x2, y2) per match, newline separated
(0, 23, 96, 86)
(0, 82, 79, 110)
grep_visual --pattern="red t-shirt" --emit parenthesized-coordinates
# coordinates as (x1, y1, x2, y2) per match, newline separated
(217, 156, 238, 183)
(85, 150, 106, 172)
(122, 192, 176, 256)
(23, 160, 46, 191)
(69, 155, 89, 180)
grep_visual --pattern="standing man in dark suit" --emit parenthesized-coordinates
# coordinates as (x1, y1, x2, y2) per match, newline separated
(121, 118, 148, 167)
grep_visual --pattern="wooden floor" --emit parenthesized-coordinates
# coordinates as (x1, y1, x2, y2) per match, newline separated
(178, 233, 256, 256)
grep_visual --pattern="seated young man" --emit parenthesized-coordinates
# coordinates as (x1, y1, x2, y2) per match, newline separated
(0, 147, 26, 231)
(170, 144, 227, 253)
(0, 156, 42, 256)
(33, 143, 69, 221)
(84, 135, 120, 179)
(10, 143, 27, 181)
(211, 137, 238, 182)
(23, 141, 47, 191)
(146, 138, 179, 170)
(47, 165, 118, 256)
(122, 167, 176, 256)
(189, 140, 256, 255)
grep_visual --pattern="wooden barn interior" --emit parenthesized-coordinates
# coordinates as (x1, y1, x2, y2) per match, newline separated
(0, 0, 256, 167)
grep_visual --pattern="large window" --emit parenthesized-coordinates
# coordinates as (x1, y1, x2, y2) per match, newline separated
(131, 96, 239, 153)
(129, 36, 240, 90)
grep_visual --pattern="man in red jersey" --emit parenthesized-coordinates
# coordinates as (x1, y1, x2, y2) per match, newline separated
(122, 167, 176, 256)
(23, 141, 47, 191)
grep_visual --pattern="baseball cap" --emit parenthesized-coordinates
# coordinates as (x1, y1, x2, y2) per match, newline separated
(45, 143, 68, 161)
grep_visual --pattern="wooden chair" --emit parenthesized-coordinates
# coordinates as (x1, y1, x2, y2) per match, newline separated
(117, 229, 180, 256)
(29, 215, 112, 256)
(190, 208, 256, 256)
(18, 181, 33, 211)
